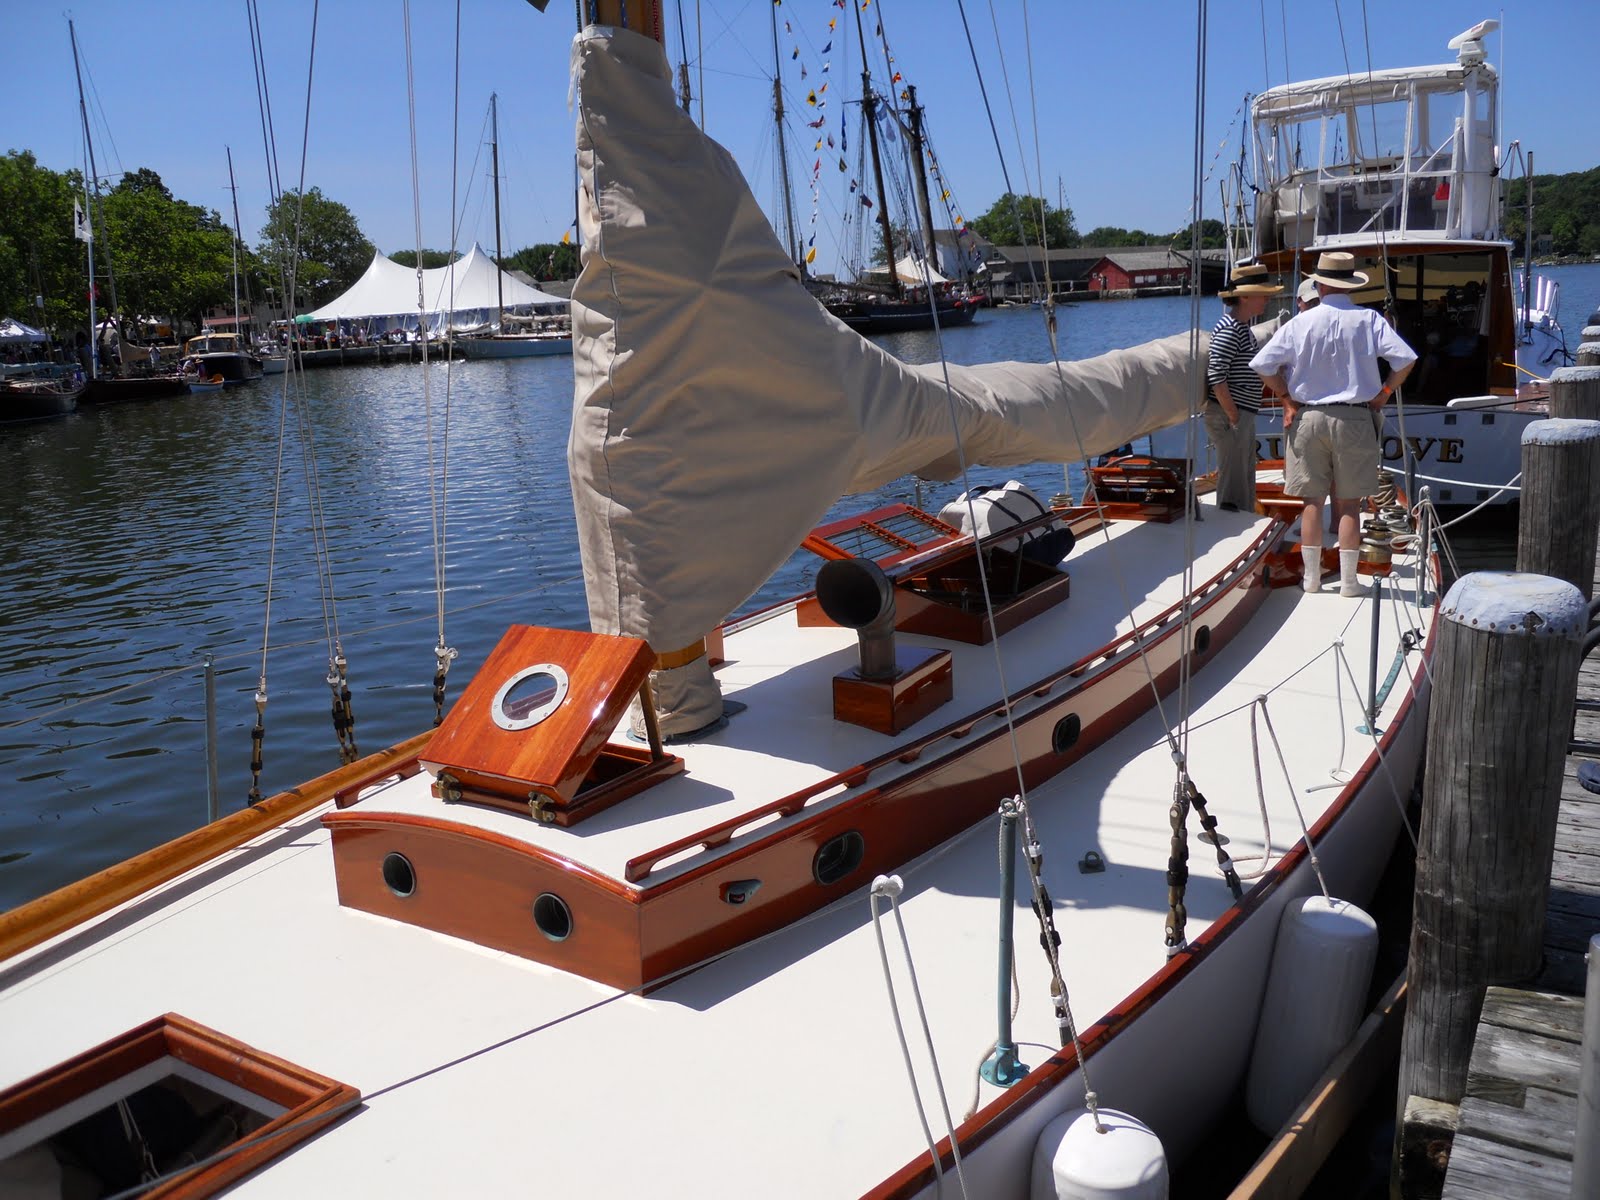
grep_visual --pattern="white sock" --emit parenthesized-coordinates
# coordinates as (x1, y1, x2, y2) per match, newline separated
(1301, 544, 1321, 593)
(1339, 549, 1362, 595)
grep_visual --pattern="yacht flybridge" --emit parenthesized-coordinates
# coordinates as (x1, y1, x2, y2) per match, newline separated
(1164, 20, 1548, 511)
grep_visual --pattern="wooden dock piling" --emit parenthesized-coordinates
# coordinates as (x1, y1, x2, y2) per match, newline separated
(1579, 326, 1600, 368)
(1549, 365, 1600, 420)
(1395, 573, 1589, 1194)
(1516, 419, 1600, 601)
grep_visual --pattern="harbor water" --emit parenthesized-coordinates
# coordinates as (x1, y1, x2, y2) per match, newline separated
(4, 264, 1599, 910)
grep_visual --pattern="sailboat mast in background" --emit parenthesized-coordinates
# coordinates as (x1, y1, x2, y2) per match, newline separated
(68, 18, 100, 379)
(903, 83, 938, 277)
(768, 0, 803, 276)
(491, 92, 506, 330)
(850, 0, 899, 298)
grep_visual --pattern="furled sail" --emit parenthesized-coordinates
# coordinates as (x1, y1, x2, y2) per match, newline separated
(569, 26, 1203, 736)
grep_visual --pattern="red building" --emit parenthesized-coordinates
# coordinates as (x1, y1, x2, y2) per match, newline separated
(1086, 250, 1193, 294)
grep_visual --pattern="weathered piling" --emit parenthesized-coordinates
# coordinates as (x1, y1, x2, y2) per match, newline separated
(1549, 365, 1600, 420)
(1579, 326, 1600, 368)
(1516, 419, 1600, 601)
(1395, 573, 1588, 1196)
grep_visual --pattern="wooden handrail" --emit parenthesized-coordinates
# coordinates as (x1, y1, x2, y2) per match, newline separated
(0, 731, 434, 964)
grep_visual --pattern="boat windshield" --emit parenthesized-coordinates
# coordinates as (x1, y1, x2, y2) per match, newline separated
(1254, 63, 1499, 250)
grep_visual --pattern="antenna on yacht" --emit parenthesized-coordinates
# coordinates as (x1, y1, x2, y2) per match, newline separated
(1446, 19, 1499, 67)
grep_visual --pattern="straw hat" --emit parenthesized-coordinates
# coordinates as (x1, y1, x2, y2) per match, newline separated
(1306, 251, 1370, 290)
(1297, 278, 1319, 305)
(1219, 262, 1284, 298)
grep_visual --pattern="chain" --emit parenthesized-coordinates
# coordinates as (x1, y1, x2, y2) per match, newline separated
(247, 683, 268, 805)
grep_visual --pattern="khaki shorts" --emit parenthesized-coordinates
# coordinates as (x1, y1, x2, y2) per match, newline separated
(1285, 405, 1380, 500)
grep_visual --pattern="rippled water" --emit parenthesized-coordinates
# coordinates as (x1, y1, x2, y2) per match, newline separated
(5, 268, 1596, 907)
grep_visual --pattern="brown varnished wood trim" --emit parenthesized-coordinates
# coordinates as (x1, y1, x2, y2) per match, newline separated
(322, 811, 647, 989)
(322, 811, 639, 904)
(628, 519, 1284, 883)
(864, 551, 1439, 1199)
(0, 1012, 359, 1200)
(0, 732, 435, 966)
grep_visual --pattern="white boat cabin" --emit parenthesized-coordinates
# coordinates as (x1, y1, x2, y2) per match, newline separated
(1253, 22, 1502, 254)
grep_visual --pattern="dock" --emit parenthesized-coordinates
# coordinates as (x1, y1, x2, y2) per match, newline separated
(1439, 527, 1600, 1199)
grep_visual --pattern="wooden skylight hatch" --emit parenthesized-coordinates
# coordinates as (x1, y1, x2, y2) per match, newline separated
(799, 502, 1079, 645)
(0, 1013, 358, 1198)
(420, 625, 684, 826)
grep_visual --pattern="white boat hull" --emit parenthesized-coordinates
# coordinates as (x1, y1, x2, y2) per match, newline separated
(1152, 398, 1539, 508)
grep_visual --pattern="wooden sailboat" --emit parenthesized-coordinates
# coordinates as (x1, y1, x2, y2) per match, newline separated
(808, 0, 976, 335)
(68, 19, 188, 407)
(0, 5, 1437, 1197)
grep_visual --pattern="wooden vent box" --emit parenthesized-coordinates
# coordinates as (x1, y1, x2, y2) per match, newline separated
(422, 625, 682, 826)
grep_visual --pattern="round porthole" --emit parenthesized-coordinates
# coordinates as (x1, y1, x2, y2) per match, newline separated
(1193, 625, 1212, 655)
(1052, 713, 1081, 755)
(382, 852, 416, 898)
(491, 663, 570, 731)
(813, 831, 866, 886)
(533, 893, 573, 942)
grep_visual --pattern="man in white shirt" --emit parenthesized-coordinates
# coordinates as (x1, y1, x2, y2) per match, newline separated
(1250, 252, 1416, 597)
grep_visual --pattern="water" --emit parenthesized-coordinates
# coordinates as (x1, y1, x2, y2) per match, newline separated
(4, 265, 1599, 909)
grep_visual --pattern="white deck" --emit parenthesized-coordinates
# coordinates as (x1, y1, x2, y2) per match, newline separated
(0, 492, 1436, 1198)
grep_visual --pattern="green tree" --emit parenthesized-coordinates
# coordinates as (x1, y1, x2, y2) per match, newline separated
(390, 248, 457, 269)
(969, 193, 1078, 249)
(257, 187, 374, 309)
(1551, 213, 1580, 258)
(0, 151, 88, 335)
(101, 168, 234, 326)
(868, 221, 911, 267)
(503, 242, 578, 281)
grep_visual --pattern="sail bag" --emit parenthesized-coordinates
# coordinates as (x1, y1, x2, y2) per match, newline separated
(568, 26, 1205, 735)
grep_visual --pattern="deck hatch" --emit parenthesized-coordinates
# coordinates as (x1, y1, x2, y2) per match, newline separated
(0, 1013, 358, 1198)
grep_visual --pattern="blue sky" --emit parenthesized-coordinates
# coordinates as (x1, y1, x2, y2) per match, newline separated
(4, 2, 1589, 279)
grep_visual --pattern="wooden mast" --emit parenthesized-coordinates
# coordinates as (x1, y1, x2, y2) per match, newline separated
(851, 0, 900, 300)
(903, 84, 939, 284)
(584, 1, 665, 44)
(770, 1, 803, 276)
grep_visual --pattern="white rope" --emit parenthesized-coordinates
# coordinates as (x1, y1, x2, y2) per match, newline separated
(1251, 695, 1331, 899)
(869, 875, 969, 1200)
(1405, 468, 1521, 495)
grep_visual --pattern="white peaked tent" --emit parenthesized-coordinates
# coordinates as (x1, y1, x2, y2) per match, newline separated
(0, 318, 48, 344)
(861, 254, 951, 286)
(305, 243, 567, 332)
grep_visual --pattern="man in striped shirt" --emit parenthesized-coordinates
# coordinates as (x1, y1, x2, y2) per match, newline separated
(1205, 263, 1283, 512)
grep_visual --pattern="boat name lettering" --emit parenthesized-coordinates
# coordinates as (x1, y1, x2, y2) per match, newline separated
(1255, 435, 1464, 464)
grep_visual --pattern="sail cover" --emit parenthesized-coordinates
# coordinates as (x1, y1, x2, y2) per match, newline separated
(569, 27, 1202, 734)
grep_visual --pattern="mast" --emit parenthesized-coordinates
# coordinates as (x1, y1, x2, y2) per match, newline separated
(227, 146, 243, 336)
(903, 83, 937, 281)
(674, 0, 693, 114)
(68, 19, 100, 380)
(769, 1, 802, 275)
(851, 0, 899, 298)
(1522, 151, 1534, 337)
(491, 93, 505, 329)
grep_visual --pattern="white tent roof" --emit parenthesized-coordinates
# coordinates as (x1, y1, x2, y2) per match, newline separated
(0, 318, 47, 344)
(307, 243, 567, 322)
(862, 255, 951, 286)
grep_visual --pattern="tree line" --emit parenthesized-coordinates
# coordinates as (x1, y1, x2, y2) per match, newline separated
(0, 150, 577, 341)
(1504, 167, 1600, 260)
(966, 193, 1228, 252)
